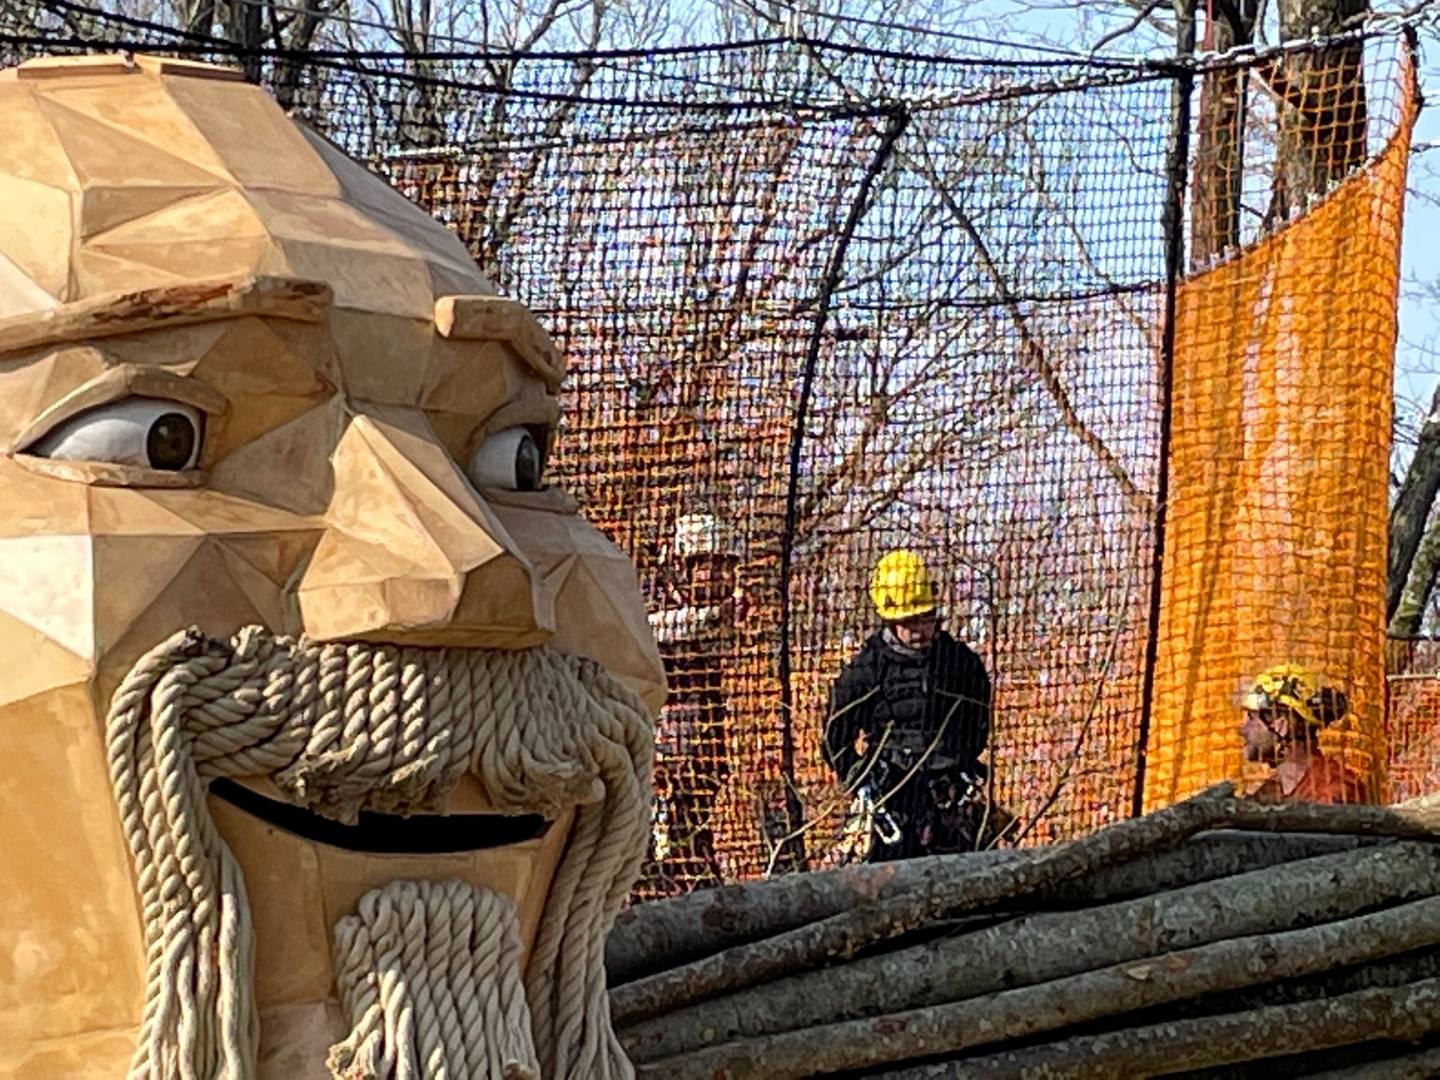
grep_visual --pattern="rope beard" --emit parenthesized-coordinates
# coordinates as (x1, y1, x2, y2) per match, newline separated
(105, 626, 653, 1080)
(329, 881, 537, 1080)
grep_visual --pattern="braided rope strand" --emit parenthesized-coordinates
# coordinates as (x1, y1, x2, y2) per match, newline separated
(328, 883, 542, 1080)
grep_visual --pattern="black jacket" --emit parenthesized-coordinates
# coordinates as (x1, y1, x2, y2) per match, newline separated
(824, 628, 991, 786)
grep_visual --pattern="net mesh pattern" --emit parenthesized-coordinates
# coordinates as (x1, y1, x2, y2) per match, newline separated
(1146, 50, 1416, 808)
(0, 6, 1421, 896)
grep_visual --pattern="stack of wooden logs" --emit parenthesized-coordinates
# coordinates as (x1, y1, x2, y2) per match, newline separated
(607, 787, 1440, 1078)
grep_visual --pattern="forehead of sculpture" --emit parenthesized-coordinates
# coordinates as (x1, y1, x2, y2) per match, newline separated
(0, 54, 494, 322)
(0, 278, 563, 487)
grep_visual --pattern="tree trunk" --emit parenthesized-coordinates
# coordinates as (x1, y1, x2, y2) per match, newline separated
(1135, 943, 1440, 1020)
(271, 3, 333, 109)
(1223, 796, 1440, 838)
(607, 831, 1372, 986)
(1390, 510, 1440, 637)
(224, 0, 264, 83)
(609, 787, 1235, 1026)
(1389, 383, 1440, 630)
(615, 843, 1440, 1063)
(1265, 0, 1369, 226)
(181, 0, 217, 37)
(638, 894, 1440, 1079)
(869, 978, 1440, 1079)
(1189, 0, 1258, 267)
(612, 794, 1440, 1023)
(609, 850, 1020, 985)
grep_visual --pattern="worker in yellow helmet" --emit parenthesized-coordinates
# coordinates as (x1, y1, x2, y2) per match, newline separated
(824, 549, 999, 861)
(1239, 663, 1369, 804)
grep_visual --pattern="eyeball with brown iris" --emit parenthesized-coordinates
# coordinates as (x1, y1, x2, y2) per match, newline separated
(28, 397, 203, 471)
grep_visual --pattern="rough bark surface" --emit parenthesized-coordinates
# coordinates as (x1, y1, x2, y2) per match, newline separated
(1189, 0, 1258, 266)
(1265, 0, 1369, 226)
(609, 786, 1235, 1025)
(616, 843, 1440, 1063)
(1390, 385, 1440, 629)
(1129, 945, 1440, 1024)
(607, 832, 1372, 986)
(608, 853, 1023, 985)
(638, 894, 1440, 1079)
(1224, 800, 1440, 838)
(870, 977, 1440, 1079)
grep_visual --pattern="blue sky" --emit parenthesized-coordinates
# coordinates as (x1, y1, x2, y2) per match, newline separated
(1398, 101, 1439, 419)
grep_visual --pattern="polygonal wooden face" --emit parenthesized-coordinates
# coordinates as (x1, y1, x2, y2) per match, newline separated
(0, 57, 663, 1078)
(0, 279, 666, 1076)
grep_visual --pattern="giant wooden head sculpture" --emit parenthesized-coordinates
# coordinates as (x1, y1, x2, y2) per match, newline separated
(0, 54, 664, 1079)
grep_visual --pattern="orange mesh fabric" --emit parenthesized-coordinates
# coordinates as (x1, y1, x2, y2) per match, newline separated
(0, 14, 1423, 893)
(1143, 67, 1417, 809)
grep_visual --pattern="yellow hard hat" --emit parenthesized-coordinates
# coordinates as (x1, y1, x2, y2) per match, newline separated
(1241, 663, 1334, 728)
(869, 549, 938, 621)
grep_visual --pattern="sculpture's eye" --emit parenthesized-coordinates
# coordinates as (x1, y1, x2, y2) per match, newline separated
(29, 398, 204, 471)
(468, 426, 544, 492)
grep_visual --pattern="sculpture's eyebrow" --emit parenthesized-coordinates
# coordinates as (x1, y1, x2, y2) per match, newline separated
(434, 295, 566, 392)
(0, 275, 333, 359)
(11, 365, 228, 453)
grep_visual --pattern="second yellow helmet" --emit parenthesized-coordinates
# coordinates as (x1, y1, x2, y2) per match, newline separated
(1241, 663, 1347, 729)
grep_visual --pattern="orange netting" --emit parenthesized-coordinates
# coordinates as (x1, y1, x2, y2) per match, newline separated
(1143, 50, 1418, 809)
(0, 11, 1424, 897)
(1388, 641, 1440, 802)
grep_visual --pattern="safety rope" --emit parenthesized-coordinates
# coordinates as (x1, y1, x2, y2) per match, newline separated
(105, 626, 652, 1080)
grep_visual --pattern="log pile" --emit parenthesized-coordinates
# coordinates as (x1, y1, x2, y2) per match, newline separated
(607, 787, 1440, 1078)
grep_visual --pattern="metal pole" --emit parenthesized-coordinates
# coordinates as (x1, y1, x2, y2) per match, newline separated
(777, 105, 910, 869)
(1132, 3, 1196, 818)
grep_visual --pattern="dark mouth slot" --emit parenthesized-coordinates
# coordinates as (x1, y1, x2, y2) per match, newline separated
(209, 778, 551, 854)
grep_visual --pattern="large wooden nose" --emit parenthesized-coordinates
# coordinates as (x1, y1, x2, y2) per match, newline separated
(297, 407, 554, 647)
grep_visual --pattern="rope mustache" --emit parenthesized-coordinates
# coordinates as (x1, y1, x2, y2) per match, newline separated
(106, 626, 652, 1080)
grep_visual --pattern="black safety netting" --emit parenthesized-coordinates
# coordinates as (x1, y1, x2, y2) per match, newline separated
(0, 1, 1427, 898)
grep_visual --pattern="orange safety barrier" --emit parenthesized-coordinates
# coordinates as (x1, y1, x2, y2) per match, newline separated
(1143, 52, 1418, 808)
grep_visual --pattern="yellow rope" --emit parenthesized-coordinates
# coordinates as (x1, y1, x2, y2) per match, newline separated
(105, 627, 653, 1080)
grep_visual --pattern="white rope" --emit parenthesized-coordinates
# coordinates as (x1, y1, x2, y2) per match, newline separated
(329, 880, 538, 1080)
(105, 627, 653, 1080)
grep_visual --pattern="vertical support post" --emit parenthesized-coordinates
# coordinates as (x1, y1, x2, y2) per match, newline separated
(777, 105, 910, 870)
(1132, 6, 1196, 818)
